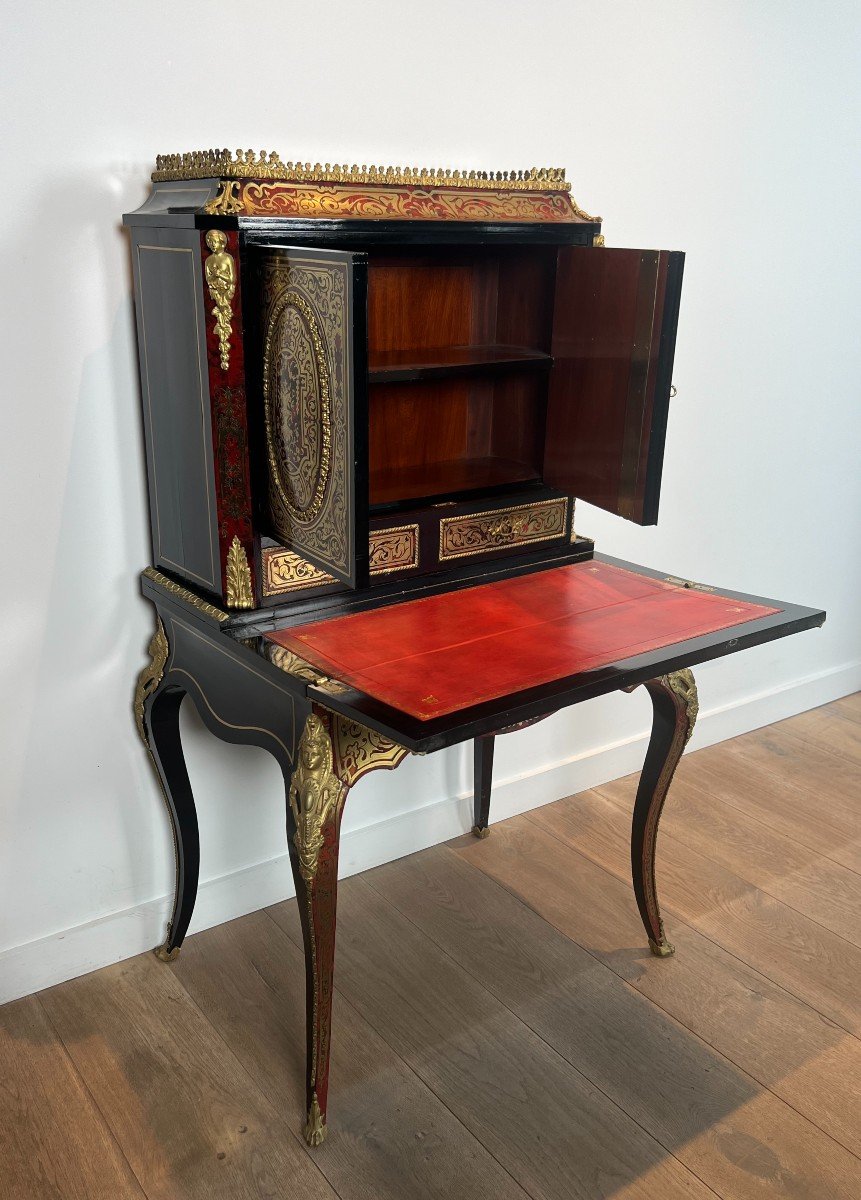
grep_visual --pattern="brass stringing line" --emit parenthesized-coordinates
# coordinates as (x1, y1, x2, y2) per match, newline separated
(168, 618, 296, 762)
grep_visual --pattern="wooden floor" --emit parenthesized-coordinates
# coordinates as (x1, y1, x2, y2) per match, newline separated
(3, 696, 860, 1200)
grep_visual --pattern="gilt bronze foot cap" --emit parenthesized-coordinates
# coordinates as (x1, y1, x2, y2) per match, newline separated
(304, 1094, 326, 1146)
(471, 825, 490, 839)
(648, 937, 676, 958)
(154, 943, 180, 963)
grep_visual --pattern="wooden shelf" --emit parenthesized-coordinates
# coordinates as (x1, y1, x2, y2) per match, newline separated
(370, 456, 541, 506)
(368, 344, 552, 384)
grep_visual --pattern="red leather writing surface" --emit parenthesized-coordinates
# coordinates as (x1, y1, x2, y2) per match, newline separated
(267, 562, 779, 720)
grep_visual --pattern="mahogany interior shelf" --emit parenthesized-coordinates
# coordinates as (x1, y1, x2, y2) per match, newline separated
(370, 455, 541, 506)
(367, 344, 553, 384)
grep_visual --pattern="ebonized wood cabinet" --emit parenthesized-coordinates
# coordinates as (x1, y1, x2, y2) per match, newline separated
(126, 150, 824, 1147)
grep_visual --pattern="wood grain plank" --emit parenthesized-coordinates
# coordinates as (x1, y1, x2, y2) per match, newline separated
(622, 771, 861, 945)
(40, 952, 336, 1200)
(680, 731, 861, 874)
(778, 704, 861, 765)
(831, 694, 861, 724)
(0, 996, 145, 1200)
(269, 879, 715, 1200)
(535, 785, 861, 1037)
(372, 843, 861, 1200)
(452, 815, 861, 1162)
(171, 907, 530, 1200)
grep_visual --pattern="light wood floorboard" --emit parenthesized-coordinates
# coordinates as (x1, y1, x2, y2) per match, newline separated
(0, 695, 858, 1198)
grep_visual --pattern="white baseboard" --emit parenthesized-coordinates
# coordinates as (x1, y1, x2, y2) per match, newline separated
(2, 659, 858, 1006)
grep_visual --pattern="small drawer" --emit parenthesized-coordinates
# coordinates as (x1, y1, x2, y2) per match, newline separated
(369, 523, 419, 574)
(439, 497, 568, 561)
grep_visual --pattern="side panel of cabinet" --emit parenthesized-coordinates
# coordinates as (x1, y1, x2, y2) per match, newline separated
(255, 247, 369, 589)
(131, 227, 221, 594)
(543, 246, 684, 525)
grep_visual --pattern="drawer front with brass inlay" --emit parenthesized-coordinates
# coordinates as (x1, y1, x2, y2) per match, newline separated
(369, 523, 419, 574)
(439, 497, 568, 561)
(263, 523, 420, 598)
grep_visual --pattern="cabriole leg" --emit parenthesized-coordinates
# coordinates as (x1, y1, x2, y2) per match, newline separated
(134, 618, 199, 962)
(472, 735, 495, 837)
(629, 668, 699, 957)
(286, 706, 408, 1146)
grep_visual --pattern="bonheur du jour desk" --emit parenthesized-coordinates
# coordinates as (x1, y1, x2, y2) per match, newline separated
(126, 150, 824, 1144)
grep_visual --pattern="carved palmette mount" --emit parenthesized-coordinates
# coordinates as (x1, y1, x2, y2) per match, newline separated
(204, 229, 236, 370)
(203, 179, 244, 215)
(225, 535, 254, 608)
(134, 619, 169, 744)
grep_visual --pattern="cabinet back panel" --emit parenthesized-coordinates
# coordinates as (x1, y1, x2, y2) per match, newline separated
(367, 246, 556, 353)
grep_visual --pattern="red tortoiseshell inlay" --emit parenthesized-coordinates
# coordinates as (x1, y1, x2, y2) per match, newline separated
(266, 561, 780, 720)
(239, 180, 582, 223)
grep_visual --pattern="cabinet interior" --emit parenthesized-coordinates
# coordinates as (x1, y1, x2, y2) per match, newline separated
(366, 245, 558, 510)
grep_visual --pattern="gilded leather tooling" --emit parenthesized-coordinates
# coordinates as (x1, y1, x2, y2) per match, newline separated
(439, 498, 567, 560)
(262, 257, 351, 578)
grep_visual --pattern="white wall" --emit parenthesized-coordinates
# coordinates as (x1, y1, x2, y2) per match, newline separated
(2, 0, 859, 1003)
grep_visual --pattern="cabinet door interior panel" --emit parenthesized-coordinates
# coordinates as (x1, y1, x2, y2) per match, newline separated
(544, 246, 684, 525)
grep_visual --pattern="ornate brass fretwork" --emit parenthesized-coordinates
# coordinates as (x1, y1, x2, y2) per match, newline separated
(225, 536, 254, 609)
(204, 229, 236, 370)
(154, 150, 574, 192)
(203, 179, 244, 215)
(142, 567, 230, 622)
(134, 619, 169, 744)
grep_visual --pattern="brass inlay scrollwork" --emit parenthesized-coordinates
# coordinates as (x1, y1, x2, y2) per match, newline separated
(261, 256, 351, 579)
(264, 289, 332, 524)
(225, 536, 254, 609)
(262, 547, 336, 596)
(369, 524, 419, 574)
(331, 718, 409, 788)
(204, 229, 235, 370)
(439, 498, 568, 561)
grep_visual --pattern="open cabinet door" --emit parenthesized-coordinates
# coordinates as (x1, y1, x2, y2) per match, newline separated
(543, 246, 684, 524)
(257, 246, 369, 588)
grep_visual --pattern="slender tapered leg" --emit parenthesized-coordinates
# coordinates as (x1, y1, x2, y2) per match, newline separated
(134, 618, 199, 962)
(286, 707, 408, 1146)
(472, 735, 495, 837)
(630, 668, 698, 956)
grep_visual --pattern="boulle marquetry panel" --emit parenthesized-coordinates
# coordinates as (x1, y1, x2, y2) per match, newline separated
(439, 497, 568, 561)
(261, 252, 358, 585)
